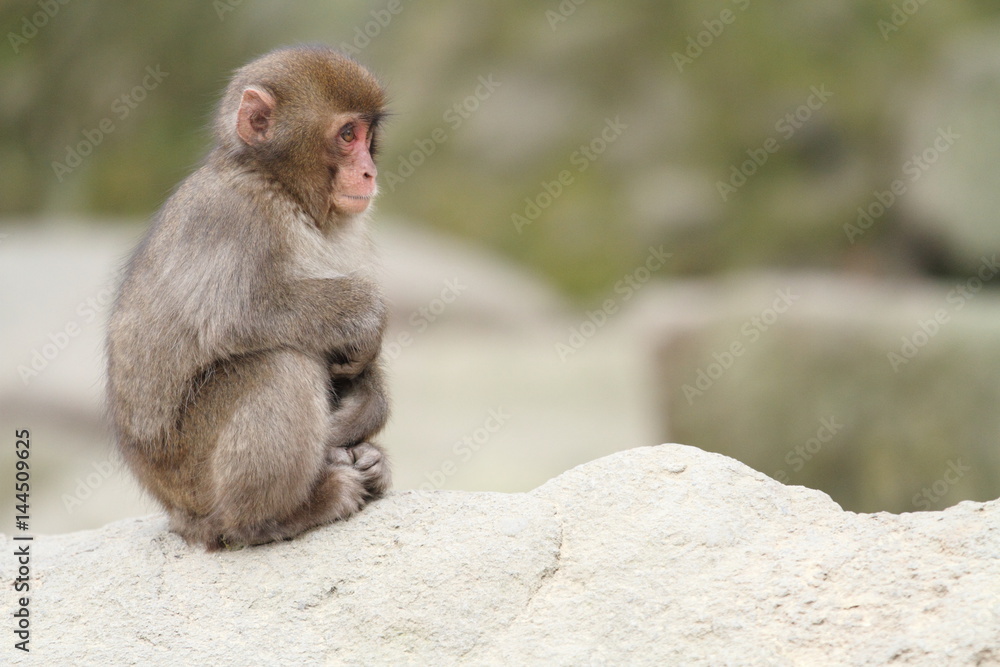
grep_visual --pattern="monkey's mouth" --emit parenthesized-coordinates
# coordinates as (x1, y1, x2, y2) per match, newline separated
(332, 191, 376, 215)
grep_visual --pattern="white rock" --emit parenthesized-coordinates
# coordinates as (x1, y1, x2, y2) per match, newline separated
(3, 444, 998, 665)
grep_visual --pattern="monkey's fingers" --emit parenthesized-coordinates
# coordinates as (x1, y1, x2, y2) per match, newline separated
(349, 443, 382, 471)
(327, 445, 355, 467)
(327, 442, 378, 468)
(328, 442, 390, 496)
(329, 359, 367, 378)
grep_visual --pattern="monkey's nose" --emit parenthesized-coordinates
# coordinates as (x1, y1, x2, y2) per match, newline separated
(358, 151, 377, 180)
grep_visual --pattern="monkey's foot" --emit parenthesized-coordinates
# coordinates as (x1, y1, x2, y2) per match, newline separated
(327, 442, 391, 497)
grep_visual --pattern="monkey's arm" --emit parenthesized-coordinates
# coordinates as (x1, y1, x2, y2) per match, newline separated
(327, 361, 389, 447)
(287, 276, 386, 361)
(216, 272, 386, 369)
(166, 169, 386, 367)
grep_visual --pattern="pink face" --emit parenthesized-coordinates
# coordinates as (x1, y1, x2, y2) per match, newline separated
(235, 87, 382, 219)
(326, 118, 378, 216)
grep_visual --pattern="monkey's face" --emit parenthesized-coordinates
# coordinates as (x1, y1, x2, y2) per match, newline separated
(228, 48, 387, 224)
(324, 115, 380, 216)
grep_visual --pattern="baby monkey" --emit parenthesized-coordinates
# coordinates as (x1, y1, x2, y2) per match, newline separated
(106, 46, 391, 550)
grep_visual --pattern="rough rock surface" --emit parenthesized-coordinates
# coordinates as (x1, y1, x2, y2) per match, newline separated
(3, 444, 998, 665)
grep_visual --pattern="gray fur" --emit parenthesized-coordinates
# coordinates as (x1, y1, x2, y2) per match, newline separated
(106, 47, 391, 550)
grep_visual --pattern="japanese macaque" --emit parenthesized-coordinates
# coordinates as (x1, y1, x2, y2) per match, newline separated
(106, 46, 391, 550)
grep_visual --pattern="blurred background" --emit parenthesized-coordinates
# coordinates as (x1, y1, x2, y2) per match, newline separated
(2, 1, 1000, 535)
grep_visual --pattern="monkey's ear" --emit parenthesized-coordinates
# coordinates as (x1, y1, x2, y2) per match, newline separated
(236, 87, 276, 146)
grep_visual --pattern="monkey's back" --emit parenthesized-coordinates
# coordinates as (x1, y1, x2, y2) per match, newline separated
(106, 162, 278, 454)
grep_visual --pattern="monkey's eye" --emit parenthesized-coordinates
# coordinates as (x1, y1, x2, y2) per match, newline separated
(339, 125, 355, 142)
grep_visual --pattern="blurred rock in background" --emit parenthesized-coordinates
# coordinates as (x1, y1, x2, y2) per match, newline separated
(636, 275, 1000, 513)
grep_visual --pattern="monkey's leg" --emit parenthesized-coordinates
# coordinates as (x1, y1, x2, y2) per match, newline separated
(325, 363, 391, 497)
(257, 458, 378, 546)
(196, 349, 372, 549)
(326, 362, 390, 448)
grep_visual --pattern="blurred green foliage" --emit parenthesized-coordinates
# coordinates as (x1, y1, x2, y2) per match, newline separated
(1, 0, 998, 297)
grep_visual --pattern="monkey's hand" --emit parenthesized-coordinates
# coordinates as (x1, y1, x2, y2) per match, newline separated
(327, 337, 381, 379)
(327, 441, 391, 498)
(328, 285, 387, 375)
(328, 355, 369, 379)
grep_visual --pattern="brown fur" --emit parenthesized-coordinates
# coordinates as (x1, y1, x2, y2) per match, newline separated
(106, 46, 391, 550)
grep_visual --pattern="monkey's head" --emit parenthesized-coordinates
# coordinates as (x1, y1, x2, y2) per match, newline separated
(216, 46, 387, 222)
